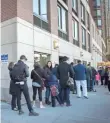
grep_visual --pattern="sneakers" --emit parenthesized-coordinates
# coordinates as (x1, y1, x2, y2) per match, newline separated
(40, 102, 45, 108)
(84, 96, 89, 99)
(32, 101, 36, 107)
(12, 107, 18, 111)
(66, 104, 72, 107)
(45, 99, 51, 105)
(19, 110, 24, 115)
(29, 110, 39, 116)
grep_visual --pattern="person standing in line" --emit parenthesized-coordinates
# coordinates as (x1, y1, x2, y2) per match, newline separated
(86, 64, 92, 92)
(31, 62, 47, 108)
(91, 67, 97, 92)
(44, 61, 53, 105)
(74, 60, 88, 99)
(104, 67, 108, 87)
(107, 67, 110, 94)
(95, 72, 100, 85)
(11, 55, 39, 116)
(48, 70, 62, 107)
(70, 62, 76, 94)
(98, 67, 105, 85)
(8, 62, 18, 111)
(57, 56, 74, 106)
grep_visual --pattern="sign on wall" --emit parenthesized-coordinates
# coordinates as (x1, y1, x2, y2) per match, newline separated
(1, 54, 8, 63)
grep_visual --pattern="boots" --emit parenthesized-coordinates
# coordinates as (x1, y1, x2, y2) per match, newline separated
(40, 101, 45, 108)
(45, 98, 51, 105)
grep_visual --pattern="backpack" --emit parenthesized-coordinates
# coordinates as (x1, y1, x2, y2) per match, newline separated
(50, 85, 59, 96)
(11, 63, 25, 82)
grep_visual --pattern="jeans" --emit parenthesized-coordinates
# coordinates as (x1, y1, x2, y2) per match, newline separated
(87, 78, 91, 90)
(108, 81, 110, 92)
(16, 83, 33, 112)
(51, 95, 61, 107)
(60, 88, 70, 105)
(45, 87, 50, 99)
(91, 79, 95, 90)
(76, 80, 88, 97)
(32, 86, 42, 101)
(11, 95, 17, 109)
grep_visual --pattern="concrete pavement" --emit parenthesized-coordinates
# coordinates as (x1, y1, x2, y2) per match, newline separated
(1, 86, 110, 123)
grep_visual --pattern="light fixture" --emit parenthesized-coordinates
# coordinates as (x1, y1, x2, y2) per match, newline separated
(53, 40, 59, 49)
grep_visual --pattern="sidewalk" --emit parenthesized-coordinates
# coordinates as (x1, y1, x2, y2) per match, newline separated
(1, 86, 110, 123)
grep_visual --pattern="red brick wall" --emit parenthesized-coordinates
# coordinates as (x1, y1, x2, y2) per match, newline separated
(1, 0, 33, 23)
(1, 0, 17, 22)
(17, 0, 33, 24)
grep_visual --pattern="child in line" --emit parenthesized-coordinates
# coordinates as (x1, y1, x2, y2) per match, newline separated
(95, 72, 100, 85)
(48, 72, 62, 107)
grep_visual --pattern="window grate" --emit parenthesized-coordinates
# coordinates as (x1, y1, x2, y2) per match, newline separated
(33, 15, 49, 32)
(58, 30, 68, 41)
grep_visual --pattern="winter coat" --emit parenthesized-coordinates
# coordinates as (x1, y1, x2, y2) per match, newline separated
(74, 64, 87, 80)
(57, 62, 74, 88)
(31, 66, 47, 87)
(44, 67, 52, 87)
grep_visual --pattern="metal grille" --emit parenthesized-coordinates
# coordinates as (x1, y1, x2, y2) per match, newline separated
(34, 16, 41, 27)
(73, 39, 79, 47)
(58, 30, 68, 41)
(33, 15, 49, 32)
(82, 45, 86, 50)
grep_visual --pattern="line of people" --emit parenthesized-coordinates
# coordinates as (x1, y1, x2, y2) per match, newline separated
(8, 55, 110, 116)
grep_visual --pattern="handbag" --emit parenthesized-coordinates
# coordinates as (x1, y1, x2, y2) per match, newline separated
(67, 77, 74, 87)
(32, 70, 43, 88)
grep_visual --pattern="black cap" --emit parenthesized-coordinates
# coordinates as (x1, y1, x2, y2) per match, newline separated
(20, 55, 27, 61)
(62, 56, 69, 61)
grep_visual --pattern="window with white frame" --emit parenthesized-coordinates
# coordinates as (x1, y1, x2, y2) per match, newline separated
(96, 0, 101, 7)
(87, 12, 90, 30)
(81, 3, 85, 23)
(97, 19, 102, 26)
(82, 27, 86, 46)
(33, 0, 47, 21)
(72, 0, 78, 13)
(96, 10, 101, 16)
(88, 33, 91, 52)
(72, 19, 78, 41)
(58, 5, 67, 32)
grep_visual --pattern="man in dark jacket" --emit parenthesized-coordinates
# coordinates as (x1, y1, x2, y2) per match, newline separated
(86, 63, 92, 91)
(91, 67, 97, 92)
(11, 55, 39, 116)
(57, 56, 74, 106)
(74, 60, 88, 99)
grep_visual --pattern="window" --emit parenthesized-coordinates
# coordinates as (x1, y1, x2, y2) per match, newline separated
(58, 5, 67, 33)
(96, 10, 101, 16)
(96, 0, 101, 7)
(97, 19, 102, 26)
(92, 25, 94, 38)
(87, 12, 90, 30)
(33, 0, 47, 21)
(88, 33, 91, 52)
(99, 29, 102, 35)
(72, 0, 78, 13)
(58, 5, 67, 32)
(58, 5, 68, 40)
(82, 27, 86, 50)
(34, 51, 50, 67)
(72, 19, 79, 46)
(81, 3, 85, 24)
